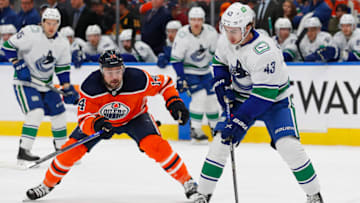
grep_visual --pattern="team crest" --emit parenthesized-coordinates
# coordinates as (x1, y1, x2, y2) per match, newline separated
(229, 60, 249, 78)
(190, 44, 207, 62)
(99, 102, 130, 120)
(35, 50, 56, 72)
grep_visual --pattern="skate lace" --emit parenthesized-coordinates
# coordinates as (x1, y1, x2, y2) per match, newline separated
(31, 184, 50, 198)
(184, 179, 197, 193)
(307, 194, 321, 203)
(193, 193, 208, 203)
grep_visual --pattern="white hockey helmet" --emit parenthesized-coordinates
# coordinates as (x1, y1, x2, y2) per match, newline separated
(188, 7, 205, 20)
(59, 26, 74, 37)
(166, 20, 182, 30)
(86, 24, 101, 36)
(275, 17, 292, 32)
(42, 8, 61, 25)
(339, 14, 357, 30)
(120, 29, 132, 41)
(221, 3, 255, 43)
(0, 24, 16, 34)
(304, 17, 322, 28)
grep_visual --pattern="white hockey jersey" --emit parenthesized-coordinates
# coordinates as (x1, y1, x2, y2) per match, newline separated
(333, 28, 360, 61)
(119, 40, 157, 62)
(299, 31, 336, 58)
(171, 24, 218, 75)
(213, 31, 290, 103)
(83, 35, 117, 55)
(4, 25, 71, 92)
(70, 37, 86, 53)
(272, 33, 298, 61)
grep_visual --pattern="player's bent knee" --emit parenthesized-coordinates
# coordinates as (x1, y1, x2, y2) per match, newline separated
(275, 136, 308, 167)
(50, 112, 67, 128)
(56, 138, 88, 166)
(139, 135, 172, 162)
(25, 108, 45, 125)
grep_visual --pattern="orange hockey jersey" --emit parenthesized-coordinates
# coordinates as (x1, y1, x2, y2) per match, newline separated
(77, 67, 178, 135)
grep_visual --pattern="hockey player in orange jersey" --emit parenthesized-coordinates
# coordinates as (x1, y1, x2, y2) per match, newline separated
(25, 49, 198, 201)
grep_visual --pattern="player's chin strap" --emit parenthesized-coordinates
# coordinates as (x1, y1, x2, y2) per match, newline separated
(224, 97, 239, 203)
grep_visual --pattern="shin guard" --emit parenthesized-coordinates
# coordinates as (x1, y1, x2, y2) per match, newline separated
(43, 138, 87, 187)
(139, 135, 191, 184)
(276, 136, 321, 195)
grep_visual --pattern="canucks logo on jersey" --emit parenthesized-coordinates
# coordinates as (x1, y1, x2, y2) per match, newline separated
(35, 50, 56, 72)
(190, 44, 207, 62)
(230, 60, 249, 78)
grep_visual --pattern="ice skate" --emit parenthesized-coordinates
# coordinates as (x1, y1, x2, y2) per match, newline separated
(193, 192, 211, 203)
(25, 183, 54, 200)
(17, 147, 40, 167)
(190, 128, 208, 144)
(306, 192, 324, 203)
(183, 178, 198, 199)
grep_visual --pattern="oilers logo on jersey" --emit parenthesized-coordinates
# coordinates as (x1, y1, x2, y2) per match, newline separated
(229, 60, 249, 78)
(190, 44, 206, 62)
(35, 50, 56, 72)
(99, 102, 130, 120)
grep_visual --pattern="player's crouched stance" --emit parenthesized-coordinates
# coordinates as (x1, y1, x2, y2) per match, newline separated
(25, 50, 198, 201)
(193, 3, 323, 203)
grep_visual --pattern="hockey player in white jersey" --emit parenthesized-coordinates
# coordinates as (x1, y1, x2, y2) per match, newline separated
(157, 20, 182, 68)
(273, 17, 298, 61)
(299, 17, 339, 62)
(119, 28, 157, 62)
(82, 24, 118, 62)
(171, 7, 219, 142)
(1, 8, 79, 165)
(333, 14, 360, 61)
(0, 24, 16, 62)
(193, 3, 323, 203)
(59, 26, 87, 68)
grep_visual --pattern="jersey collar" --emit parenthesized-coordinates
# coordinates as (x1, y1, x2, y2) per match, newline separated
(241, 29, 259, 47)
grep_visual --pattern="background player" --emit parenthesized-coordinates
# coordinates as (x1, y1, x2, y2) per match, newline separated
(170, 7, 219, 143)
(59, 26, 87, 68)
(25, 49, 198, 201)
(299, 17, 339, 62)
(193, 3, 323, 203)
(157, 20, 182, 68)
(333, 14, 360, 62)
(118, 28, 157, 62)
(82, 24, 117, 62)
(1, 8, 79, 166)
(273, 17, 298, 62)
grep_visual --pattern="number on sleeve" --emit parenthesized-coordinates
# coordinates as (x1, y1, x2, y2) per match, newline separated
(78, 98, 86, 111)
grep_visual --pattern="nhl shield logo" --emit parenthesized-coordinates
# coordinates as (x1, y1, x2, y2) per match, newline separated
(99, 102, 130, 120)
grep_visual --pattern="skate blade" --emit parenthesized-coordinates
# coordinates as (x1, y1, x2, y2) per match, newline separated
(17, 160, 40, 170)
(0, 161, 29, 170)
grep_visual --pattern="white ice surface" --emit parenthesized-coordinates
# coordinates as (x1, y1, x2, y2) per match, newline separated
(0, 136, 359, 203)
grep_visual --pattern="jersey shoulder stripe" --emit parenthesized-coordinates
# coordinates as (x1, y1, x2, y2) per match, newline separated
(121, 67, 148, 94)
(80, 70, 108, 97)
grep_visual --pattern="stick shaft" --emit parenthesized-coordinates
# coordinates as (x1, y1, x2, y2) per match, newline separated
(27, 130, 103, 168)
(224, 97, 239, 203)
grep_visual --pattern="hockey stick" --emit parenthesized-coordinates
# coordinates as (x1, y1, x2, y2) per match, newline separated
(26, 130, 104, 169)
(31, 77, 70, 96)
(224, 97, 239, 203)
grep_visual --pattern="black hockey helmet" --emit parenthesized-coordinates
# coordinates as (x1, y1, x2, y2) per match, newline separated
(99, 49, 124, 68)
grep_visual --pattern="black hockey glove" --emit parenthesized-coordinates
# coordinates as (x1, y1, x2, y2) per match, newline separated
(93, 116, 114, 139)
(166, 96, 189, 125)
(63, 85, 80, 105)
